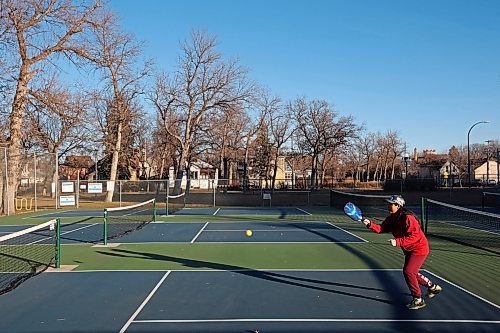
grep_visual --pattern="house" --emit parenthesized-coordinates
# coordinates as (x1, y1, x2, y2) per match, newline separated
(415, 157, 447, 179)
(439, 161, 460, 186)
(168, 160, 217, 190)
(474, 160, 499, 183)
(414, 149, 460, 185)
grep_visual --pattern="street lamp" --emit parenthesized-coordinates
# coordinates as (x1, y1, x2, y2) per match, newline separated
(403, 153, 410, 179)
(467, 121, 490, 187)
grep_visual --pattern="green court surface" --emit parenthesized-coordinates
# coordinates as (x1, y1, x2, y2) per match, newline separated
(2, 206, 498, 308)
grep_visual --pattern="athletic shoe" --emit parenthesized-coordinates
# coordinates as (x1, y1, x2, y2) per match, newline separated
(406, 298, 426, 310)
(426, 284, 442, 298)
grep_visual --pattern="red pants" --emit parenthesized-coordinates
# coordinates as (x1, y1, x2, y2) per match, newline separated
(403, 253, 433, 298)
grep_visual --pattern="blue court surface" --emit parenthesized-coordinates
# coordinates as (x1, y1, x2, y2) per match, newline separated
(1, 269, 498, 333)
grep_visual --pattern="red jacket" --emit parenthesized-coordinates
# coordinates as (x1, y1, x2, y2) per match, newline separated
(367, 211, 429, 256)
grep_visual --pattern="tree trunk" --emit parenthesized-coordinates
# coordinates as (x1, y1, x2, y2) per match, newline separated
(5, 75, 29, 215)
(310, 154, 318, 190)
(173, 148, 188, 195)
(271, 150, 279, 191)
(105, 122, 122, 202)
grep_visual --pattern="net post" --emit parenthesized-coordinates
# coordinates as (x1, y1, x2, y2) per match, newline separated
(213, 179, 216, 207)
(153, 199, 157, 222)
(56, 218, 61, 269)
(103, 209, 108, 245)
(421, 197, 428, 234)
(481, 192, 485, 209)
(166, 181, 169, 217)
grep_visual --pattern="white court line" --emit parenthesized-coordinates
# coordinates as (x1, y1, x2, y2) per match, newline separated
(296, 207, 312, 215)
(119, 271, 172, 333)
(92, 241, 362, 245)
(43, 268, 411, 273)
(132, 318, 500, 324)
(60, 223, 100, 235)
(28, 223, 100, 245)
(326, 222, 369, 243)
(190, 222, 209, 243)
(213, 208, 221, 215)
(203, 229, 321, 232)
(423, 269, 500, 309)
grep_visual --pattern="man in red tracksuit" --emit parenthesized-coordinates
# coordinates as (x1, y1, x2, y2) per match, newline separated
(362, 195, 442, 309)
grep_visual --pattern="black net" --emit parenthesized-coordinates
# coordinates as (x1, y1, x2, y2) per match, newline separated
(482, 191, 500, 210)
(330, 190, 390, 219)
(424, 198, 500, 255)
(0, 220, 58, 295)
(104, 199, 156, 242)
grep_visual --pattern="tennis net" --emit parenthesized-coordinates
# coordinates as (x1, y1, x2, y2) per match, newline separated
(104, 199, 156, 244)
(166, 192, 186, 216)
(423, 198, 500, 254)
(482, 191, 500, 210)
(0, 219, 60, 295)
(330, 190, 391, 219)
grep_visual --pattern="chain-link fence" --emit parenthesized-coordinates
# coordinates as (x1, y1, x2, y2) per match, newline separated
(14, 152, 58, 213)
(52, 178, 330, 211)
(0, 150, 58, 214)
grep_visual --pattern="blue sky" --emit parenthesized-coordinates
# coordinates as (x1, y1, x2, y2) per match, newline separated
(109, 0, 500, 153)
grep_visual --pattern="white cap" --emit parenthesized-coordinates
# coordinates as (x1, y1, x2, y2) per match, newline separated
(385, 195, 405, 207)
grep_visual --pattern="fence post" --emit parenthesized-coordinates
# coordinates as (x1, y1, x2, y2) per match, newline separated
(103, 209, 108, 245)
(56, 218, 61, 269)
(4, 147, 9, 216)
(421, 197, 427, 234)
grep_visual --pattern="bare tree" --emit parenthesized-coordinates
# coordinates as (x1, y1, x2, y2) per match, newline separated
(385, 131, 405, 179)
(206, 103, 249, 184)
(84, 9, 152, 201)
(151, 30, 254, 194)
(252, 120, 273, 188)
(356, 132, 376, 182)
(288, 97, 359, 190)
(447, 145, 466, 185)
(0, 0, 102, 214)
(261, 95, 294, 191)
(240, 107, 266, 191)
(27, 76, 92, 154)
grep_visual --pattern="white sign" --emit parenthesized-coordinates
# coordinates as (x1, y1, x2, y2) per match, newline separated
(88, 183, 103, 194)
(263, 193, 271, 200)
(59, 195, 76, 206)
(61, 182, 74, 193)
(107, 181, 115, 190)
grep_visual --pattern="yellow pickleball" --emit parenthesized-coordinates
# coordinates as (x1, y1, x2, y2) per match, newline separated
(245, 229, 253, 237)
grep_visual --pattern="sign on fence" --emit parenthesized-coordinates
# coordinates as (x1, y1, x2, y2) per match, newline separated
(88, 183, 103, 193)
(61, 181, 74, 193)
(59, 195, 75, 206)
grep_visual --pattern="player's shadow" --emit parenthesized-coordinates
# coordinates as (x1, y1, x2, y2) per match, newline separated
(97, 248, 395, 305)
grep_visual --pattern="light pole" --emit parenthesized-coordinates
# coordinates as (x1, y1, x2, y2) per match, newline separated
(403, 153, 409, 179)
(467, 121, 489, 187)
(497, 148, 499, 184)
(94, 148, 98, 180)
(485, 140, 494, 184)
